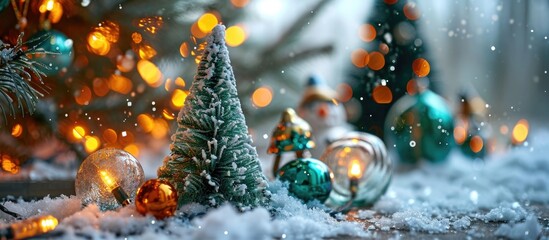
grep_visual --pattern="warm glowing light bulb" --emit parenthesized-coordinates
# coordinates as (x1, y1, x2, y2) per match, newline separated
(39, 0, 55, 13)
(348, 159, 363, 179)
(9, 215, 58, 239)
(46, 0, 54, 11)
(100, 170, 118, 191)
(98, 170, 131, 206)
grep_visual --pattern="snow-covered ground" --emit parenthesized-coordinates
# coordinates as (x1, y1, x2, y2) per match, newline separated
(1, 131, 549, 239)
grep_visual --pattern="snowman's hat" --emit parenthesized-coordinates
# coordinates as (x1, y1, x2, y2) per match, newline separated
(298, 75, 338, 108)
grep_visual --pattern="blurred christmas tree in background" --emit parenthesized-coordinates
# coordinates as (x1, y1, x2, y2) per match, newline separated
(346, 0, 437, 138)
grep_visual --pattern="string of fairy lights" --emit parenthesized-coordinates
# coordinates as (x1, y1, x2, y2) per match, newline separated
(0, 0, 532, 180)
(1, 0, 256, 175)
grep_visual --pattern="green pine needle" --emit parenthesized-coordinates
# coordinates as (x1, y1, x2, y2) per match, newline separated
(0, 33, 51, 122)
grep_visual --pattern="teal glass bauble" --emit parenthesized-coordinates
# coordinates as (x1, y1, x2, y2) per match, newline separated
(0, 0, 9, 12)
(276, 158, 332, 203)
(385, 90, 454, 163)
(28, 29, 73, 76)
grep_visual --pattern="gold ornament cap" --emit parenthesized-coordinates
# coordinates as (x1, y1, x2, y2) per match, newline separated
(268, 108, 315, 154)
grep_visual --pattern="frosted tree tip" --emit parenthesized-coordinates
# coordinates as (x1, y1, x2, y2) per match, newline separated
(210, 24, 226, 43)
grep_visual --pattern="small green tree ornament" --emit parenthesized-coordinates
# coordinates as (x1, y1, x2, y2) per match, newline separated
(158, 25, 269, 210)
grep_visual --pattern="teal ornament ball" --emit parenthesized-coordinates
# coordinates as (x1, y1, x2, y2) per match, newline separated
(0, 0, 9, 12)
(385, 89, 454, 163)
(28, 30, 74, 76)
(276, 158, 332, 203)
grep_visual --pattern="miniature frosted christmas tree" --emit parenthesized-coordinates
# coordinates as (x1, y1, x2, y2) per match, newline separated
(158, 25, 269, 210)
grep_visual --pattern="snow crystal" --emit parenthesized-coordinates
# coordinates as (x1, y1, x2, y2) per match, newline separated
(0, 195, 81, 223)
(452, 216, 471, 230)
(356, 209, 376, 220)
(494, 215, 542, 240)
(191, 205, 271, 240)
(481, 205, 527, 222)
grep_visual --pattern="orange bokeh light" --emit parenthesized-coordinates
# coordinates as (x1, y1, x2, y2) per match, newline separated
(137, 60, 163, 87)
(384, 0, 398, 5)
(1, 154, 19, 174)
(469, 136, 484, 153)
(119, 131, 134, 146)
(412, 58, 430, 77)
(87, 31, 111, 56)
(132, 32, 142, 44)
(225, 25, 247, 47)
(109, 74, 133, 94)
(75, 86, 92, 105)
(230, 0, 250, 8)
(96, 21, 120, 43)
(103, 129, 118, 145)
(137, 114, 155, 133)
(379, 43, 390, 55)
(197, 13, 218, 33)
(403, 2, 420, 20)
(180, 42, 189, 58)
(124, 144, 140, 158)
(93, 78, 110, 96)
(252, 87, 273, 108)
(191, 22, 208, 39)
(72, 126, 86, 140)
(84, 136, 100, 153)
(138, 44, 157, 60)
(359, 24, 376, 42)
(11, 124, 23, 138)
(351, 49, 369, 68)
(39, 0, 63, 23)
(372, 85, 393, 104)
(50, 1, 63, 23)
(368, 51, 385, 70)
(171, 89, 188, 109)
(39, 0, 54, 13)
(138, 16, 164, 34)
(454, 126, 467, 144)
(162, 109, 175, 120)
(151, 119, 169, 139)
(337, 83, 353, 103)
(512, 119, 529, 144)
(175, 77, 186, 87)
(406, 79, 418, 95)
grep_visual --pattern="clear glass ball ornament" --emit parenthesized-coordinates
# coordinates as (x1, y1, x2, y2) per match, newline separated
(320, 132, 392, 208)
(75, 148, 145, 210)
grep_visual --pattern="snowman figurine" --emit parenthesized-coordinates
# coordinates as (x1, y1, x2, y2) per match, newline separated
(297, 75, 353, 158)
